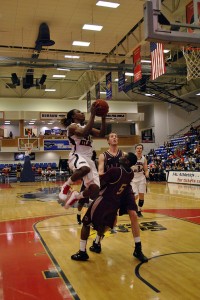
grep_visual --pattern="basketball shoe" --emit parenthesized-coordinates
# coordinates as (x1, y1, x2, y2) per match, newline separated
(137, 211, 143, 218)
(133, 250, 148, 263)
(71, 250, 89, 261)
(64, 190, 80, 209)
(58, 182, 71, 202)
(89, 241, 101, 253)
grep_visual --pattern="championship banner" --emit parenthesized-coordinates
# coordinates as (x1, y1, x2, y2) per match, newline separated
(44, 139, 71, 151)
(106, 72, 112, 100)
(87, 91, 91, 112)
(95, 82, 100, 100)
(118, 60, 125, 92)
(133, 46, 142, 83)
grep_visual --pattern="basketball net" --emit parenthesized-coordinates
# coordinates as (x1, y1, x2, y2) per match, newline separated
(182, 47, 200, 81)
(25, 143, 33, 156)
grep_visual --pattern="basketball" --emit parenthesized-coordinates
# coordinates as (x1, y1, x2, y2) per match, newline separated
(94, 99, 109, 117)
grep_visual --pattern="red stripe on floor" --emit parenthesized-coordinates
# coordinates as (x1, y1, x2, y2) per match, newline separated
(145, 209, 200, 224)
(0, 217, 74, 300)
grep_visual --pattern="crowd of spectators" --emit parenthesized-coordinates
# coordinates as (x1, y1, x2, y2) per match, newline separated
(146, 125, 200, 182)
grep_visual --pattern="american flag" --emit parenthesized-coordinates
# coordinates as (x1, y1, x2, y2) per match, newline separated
(150, 42, 166, 80)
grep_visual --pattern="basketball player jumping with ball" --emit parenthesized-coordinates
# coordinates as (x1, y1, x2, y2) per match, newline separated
(58, 101, 108, 208)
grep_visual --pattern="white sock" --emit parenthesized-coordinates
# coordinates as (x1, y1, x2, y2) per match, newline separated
(66, 178, 73, 185)
(134, 237, 141, 243)
(76, 192, 84, 200)
(80, 239, 87, 251)
(95, 234, 101, 244)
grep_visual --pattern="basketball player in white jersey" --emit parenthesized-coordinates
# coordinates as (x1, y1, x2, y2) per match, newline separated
(58, 102, 106, 208)
(131, 144, 149, 217)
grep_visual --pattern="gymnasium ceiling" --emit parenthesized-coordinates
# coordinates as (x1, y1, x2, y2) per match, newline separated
(0, 0, 200, 116)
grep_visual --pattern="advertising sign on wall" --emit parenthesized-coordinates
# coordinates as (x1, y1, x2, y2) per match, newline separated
(44, 139, 71, 151)
(168, 171, 200, 186)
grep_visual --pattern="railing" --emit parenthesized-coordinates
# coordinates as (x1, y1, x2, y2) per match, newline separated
(0, 135, 141, 152)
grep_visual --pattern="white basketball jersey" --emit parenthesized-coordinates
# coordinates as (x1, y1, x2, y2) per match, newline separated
(68, 123, 93, 158)
(131, 155, 146, 182)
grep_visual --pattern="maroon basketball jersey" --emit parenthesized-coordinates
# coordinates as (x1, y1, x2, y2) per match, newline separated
(103, 149, 123, 172)
(100, 166, 134, 208)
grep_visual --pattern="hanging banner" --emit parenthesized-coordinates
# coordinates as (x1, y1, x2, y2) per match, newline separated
(95, 82, 100, 99)
(133, 46, 142, 83)
(106, 72, 112, 100)
(118, 60, 125, 92)
(87, 91, 91, 113)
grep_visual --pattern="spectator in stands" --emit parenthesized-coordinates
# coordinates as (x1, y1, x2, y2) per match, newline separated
(9, 131, 13, 138)
(16, 163, 22, 182)
(32, 164, 36, 172)
(194, 143, 200, 154)
(37, 167, 43, 179)
(2, 165, 11, 181)
(149, 165, 156, 181)
(49, 169, 56, 181)
(189, 125, 197, 135)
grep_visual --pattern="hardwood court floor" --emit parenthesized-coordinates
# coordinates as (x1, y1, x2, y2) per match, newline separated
(0, 181, 200, 300)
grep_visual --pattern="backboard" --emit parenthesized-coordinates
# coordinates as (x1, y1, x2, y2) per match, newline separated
(144, 0, 200, 47)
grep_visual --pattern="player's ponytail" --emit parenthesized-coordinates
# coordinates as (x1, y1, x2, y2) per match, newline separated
(61, 109, 76, 127)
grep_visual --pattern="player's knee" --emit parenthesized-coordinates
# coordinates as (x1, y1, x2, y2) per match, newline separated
(88, 183, 99, 200)
(81, 166, 91, 175)
(128, 210, 137, 220)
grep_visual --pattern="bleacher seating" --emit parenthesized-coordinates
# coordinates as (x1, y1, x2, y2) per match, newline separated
(0, 162, 59, 182)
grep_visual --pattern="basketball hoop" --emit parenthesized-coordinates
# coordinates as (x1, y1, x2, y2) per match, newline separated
(25, 143, 33, 156)
(182, 47, 200, 81)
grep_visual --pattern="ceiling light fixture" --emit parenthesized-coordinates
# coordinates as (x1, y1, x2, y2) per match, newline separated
(114, 78, 127, 82)
(53, 75, 66, 78)
(145, 93, 155, 96)
(96, 1, 120, 8)
(100, 91, 106, 94)
(163, 49, 170, 53)
(64, 55, 80, 59)
(141, 60, 151, 63)
(72, 41, 90, 47)
(57, 68, 70, 71)
(196, 93, 200, 95)
(45, 89, 56, 92)
(125, 72, 134, 76)
(82, 24, 103, 31)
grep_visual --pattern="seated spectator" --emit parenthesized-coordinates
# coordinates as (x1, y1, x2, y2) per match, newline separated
(9, 131, 13, 138)
(2, 165, 11, 178)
